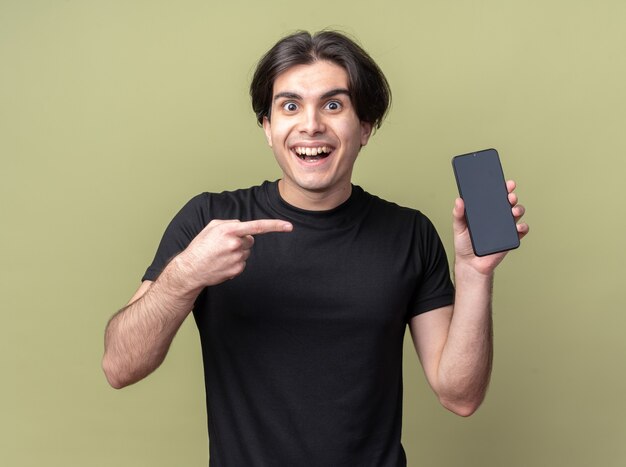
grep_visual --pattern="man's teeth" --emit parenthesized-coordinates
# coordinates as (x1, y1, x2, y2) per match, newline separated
(294, 147, 331, 156)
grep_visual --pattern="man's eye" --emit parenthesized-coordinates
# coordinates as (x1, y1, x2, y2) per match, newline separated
(283, 102, 298, 112)
(325, 100, 342, 111)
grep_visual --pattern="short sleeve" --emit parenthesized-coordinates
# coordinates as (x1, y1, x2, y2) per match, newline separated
(141, 193, 209, 282)
(407, 214, 455, 319)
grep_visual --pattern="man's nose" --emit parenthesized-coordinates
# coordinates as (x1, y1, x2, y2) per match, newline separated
(299, 108, 325, 135)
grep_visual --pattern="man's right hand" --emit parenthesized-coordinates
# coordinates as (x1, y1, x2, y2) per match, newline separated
(175, 219, 293, 291)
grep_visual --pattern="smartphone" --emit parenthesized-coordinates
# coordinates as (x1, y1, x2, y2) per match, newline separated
(452, 148, 519, 257)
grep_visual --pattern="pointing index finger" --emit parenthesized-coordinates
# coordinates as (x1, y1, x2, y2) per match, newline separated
(231, 219, 293, 237)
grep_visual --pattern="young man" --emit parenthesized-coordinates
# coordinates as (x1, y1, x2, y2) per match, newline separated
(103, 31, 528, 466)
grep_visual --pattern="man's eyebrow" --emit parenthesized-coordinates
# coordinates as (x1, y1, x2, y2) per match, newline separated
(273, 92, 301, 102)
(320, 88, 350, 100)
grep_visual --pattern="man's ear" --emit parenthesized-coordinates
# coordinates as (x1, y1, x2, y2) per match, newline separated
(360, 121, 373, 147)
(262, 116, 273, 147)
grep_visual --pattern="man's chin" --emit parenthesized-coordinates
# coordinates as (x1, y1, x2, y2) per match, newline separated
(285, 177, 333, 194)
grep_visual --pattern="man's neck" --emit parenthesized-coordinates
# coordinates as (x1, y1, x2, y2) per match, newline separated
(277, 180, 352, 211)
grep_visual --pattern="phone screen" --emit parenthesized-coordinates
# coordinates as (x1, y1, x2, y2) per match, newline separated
(452, 149, 519, 257)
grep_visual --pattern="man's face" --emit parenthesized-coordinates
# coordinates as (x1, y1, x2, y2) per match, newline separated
(263, 60, 372, 209)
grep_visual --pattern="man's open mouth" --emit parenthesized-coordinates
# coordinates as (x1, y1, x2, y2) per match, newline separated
(292, 146, 333, 162)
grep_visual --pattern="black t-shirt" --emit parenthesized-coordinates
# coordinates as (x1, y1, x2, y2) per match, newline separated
(143, 181, 455, 467)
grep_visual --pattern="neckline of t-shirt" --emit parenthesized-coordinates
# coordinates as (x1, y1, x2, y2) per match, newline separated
(263, 180, 368, 227)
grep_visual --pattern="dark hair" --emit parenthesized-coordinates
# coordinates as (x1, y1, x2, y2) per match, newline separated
(250, 30, 391, 129)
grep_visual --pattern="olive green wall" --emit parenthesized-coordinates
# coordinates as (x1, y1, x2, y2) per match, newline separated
(2, 1, 624, 465)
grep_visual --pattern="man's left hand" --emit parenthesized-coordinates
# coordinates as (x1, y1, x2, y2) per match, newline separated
(452, 179, 529, 276)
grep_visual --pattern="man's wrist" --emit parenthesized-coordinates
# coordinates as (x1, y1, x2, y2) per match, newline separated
(159, 254, 204, 300)
(454, 260, 494, 285)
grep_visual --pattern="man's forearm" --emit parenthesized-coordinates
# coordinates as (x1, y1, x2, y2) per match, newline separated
(436, 262, 494, 416)
(102, 218, 292, 388)
(102, 258, 200, 388)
